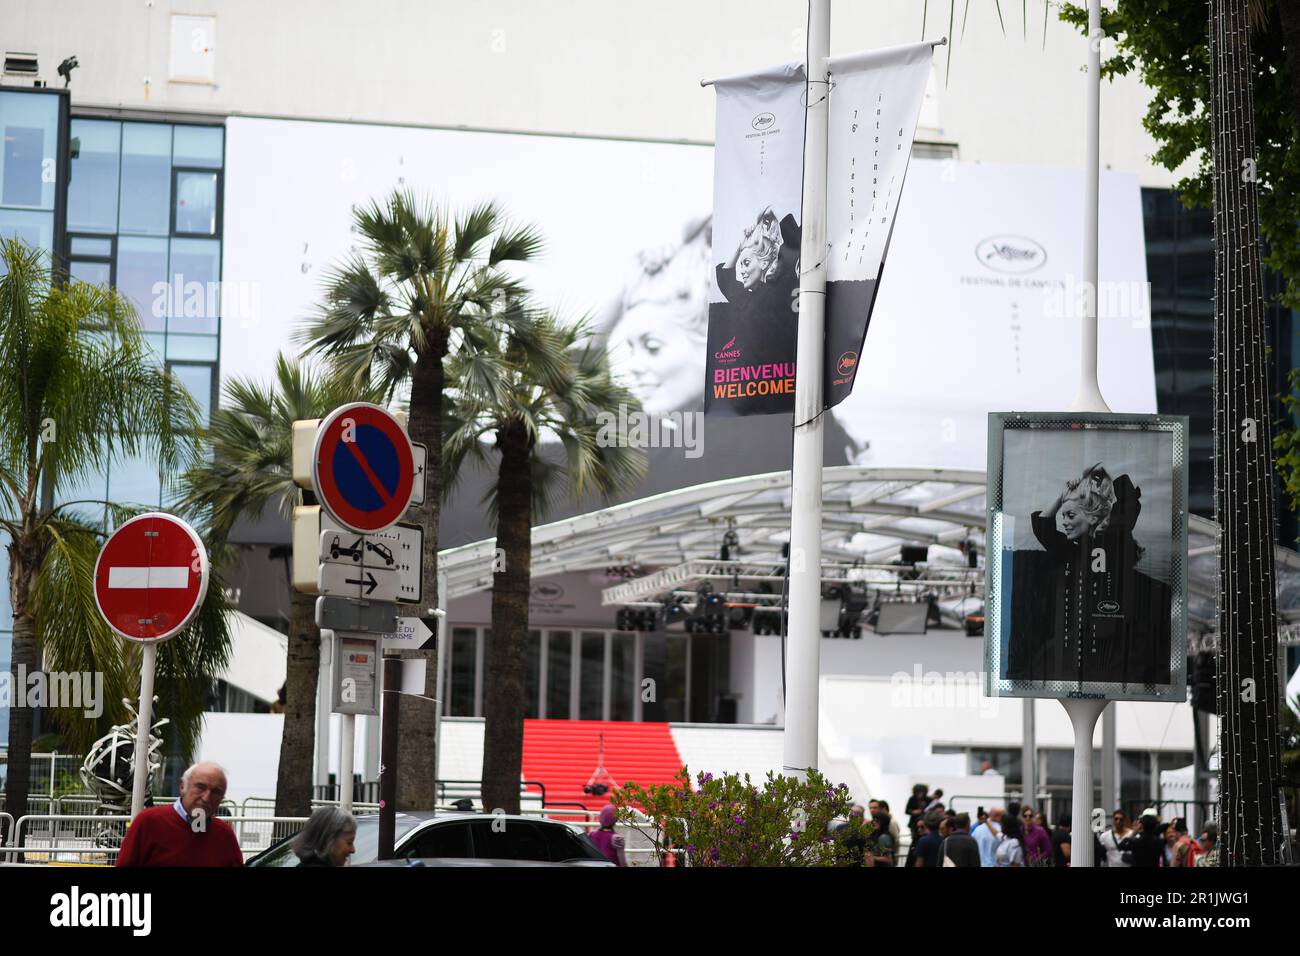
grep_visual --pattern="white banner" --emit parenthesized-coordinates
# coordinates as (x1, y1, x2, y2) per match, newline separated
(704, 63, 806, 417)
(824, 41, 934, 405)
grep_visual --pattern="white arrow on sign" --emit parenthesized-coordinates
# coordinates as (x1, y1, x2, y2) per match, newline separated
(382, 616, 434, 652)
(318, 562, 401, 602)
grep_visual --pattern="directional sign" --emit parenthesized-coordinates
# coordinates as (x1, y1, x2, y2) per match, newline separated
(319, 521, 421, 604)
(94, 512, 209, 643)
(318, 562, 401, 602)
(312, 403, 415, 534)
(382, 616, 436, 652)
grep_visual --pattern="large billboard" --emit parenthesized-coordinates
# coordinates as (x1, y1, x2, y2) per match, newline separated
(221, 118, 1156, 544)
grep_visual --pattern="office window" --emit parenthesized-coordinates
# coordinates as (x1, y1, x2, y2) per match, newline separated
(173, 170, 219, 236)
(115, 236, 168, 331)
(107, 453, 162, 510)
(172, 124, 223, 168)
(0, 91, 58, 209)
(525, 630, 541, 719)
(68, 120, 120, 233)
(170, 362, 214, 425)
(119, 124, 172, 236)
(167, 237, 220, 334)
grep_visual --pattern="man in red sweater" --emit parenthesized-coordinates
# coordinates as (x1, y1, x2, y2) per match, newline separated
(116, 761, 243, 867)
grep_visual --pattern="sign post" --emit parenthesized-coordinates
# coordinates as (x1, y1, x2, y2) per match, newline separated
(93, 512, 210, 819)
(309, 402, 415, 853)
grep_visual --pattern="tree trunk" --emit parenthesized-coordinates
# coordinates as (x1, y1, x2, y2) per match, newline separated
(273, 588, 320, 821)
(480, 424, 533, 815)
(3, 536, 41, 840)
(395, 335, 446, 810)
(1211, 0, 1288, 866)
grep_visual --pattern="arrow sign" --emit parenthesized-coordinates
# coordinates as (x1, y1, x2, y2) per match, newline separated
(312, 403, 415, 534)
(410, 442, 427, 507)
(382, 616, 435, 652)
(94, 512, 209, 643)
(318, 562, 401, 602)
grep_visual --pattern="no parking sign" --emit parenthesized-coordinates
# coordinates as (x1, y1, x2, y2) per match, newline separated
(312, 403, 416, 534)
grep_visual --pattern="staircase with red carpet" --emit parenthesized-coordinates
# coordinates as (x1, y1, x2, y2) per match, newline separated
(522, 720, 684, 813)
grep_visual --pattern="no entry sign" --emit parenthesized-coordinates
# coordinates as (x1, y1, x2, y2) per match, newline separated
(312, 403, 415, 534)
(94, 512, 209, 643)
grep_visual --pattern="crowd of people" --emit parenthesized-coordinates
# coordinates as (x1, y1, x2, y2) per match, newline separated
(833, 782, 1220, 867)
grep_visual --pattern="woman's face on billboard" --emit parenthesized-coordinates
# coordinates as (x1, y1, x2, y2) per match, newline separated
(608, 302, 703, 415)
(1059, 501, 1088, 540)
(735, 249, 766, 289)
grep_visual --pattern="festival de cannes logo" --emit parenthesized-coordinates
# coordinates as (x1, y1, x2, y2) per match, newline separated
(975, 235, 1047, 274)
(715, 336, 742, 363)
(752, 112, 776, 131)
(532, 583, 565, 601)
(1096, 599, 1121, 614)
(836, 350, 858, 377)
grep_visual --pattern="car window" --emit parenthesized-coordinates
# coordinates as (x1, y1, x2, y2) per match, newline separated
(541, 823, 608, 862)
(468, 820, 551, 861)
(402, 821, 473, 859)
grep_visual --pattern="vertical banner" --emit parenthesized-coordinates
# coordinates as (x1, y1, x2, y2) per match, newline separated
(705, 64, 806, 417)
(824, 42, 933, 407)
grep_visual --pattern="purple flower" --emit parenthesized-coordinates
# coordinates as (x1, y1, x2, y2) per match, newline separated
(790, 832, 800, 841)
(709, 847, 720, 861)
(733, 815, 744, 825)
(685, 844, 696, 854)
(708, 801, 717, 810)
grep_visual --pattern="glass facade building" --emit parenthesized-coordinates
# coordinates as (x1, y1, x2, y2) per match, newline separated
(0, 87, 224, 746)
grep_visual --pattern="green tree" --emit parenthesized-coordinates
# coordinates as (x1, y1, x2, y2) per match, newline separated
(178, 354, 383, 818)
(443, 306, 646, 813)
(297, 190, 542, 809)
(0, 238, 227, 827)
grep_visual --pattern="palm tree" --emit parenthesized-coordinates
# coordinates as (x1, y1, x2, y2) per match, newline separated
(1209, 0, 1286, 867)
(444, 305, 646, 813)
(297, 189, 542, 809)
(178, 354, 383, 818)
(0, 238, 216, 827)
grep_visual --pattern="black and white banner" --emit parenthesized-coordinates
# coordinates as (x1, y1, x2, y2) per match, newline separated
(823, 42, 933, 407)
(704, 63, 807, 417)
(704, 43, 933, 417)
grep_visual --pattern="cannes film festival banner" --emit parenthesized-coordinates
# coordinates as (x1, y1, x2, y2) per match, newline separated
(705, 62, 806, 416)
(823, 42, 933, 407)
(705, 43, 934, 417)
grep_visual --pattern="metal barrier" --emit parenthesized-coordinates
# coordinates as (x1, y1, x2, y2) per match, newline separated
(4, 814, 312, 864)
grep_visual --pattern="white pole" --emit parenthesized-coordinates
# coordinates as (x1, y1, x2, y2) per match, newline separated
(781, 0, 831, 780)
(1059, 0, 1110, 867)
(130, 642, 157, 819)
(433, 570, 447, 796)
(315, 630, 333, 791)
(1022, 699, 1037, 811)
(340, 712, 355, 814)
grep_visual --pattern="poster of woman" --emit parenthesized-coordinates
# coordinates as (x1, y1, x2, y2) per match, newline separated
(984, 413, 1189, 703)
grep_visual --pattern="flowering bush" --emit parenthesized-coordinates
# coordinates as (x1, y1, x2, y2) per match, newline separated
(612, 766, 870, 867)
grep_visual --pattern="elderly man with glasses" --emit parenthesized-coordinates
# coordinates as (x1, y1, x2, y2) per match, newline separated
(116, 762, 243, 867)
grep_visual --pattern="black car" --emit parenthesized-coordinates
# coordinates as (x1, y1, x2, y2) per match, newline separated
(246, 811, 612, 867)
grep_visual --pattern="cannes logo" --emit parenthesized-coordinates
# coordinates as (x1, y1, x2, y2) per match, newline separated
(1097, 600, 1121, 614)
(836, 351, 858, 377)
(975, 235, 1047, 274)
(532, 583, 565, 601)
(715, 336, 741, 362)
(752, 112, 776, 131)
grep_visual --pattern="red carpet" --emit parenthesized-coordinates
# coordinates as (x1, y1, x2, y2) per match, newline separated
(521, 719, 683, 813)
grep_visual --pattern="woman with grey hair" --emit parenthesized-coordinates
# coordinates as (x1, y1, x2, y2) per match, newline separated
(293, 806, 356, 867)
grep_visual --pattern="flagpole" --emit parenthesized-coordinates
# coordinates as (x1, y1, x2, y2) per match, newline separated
(781, 0, 831, 780)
